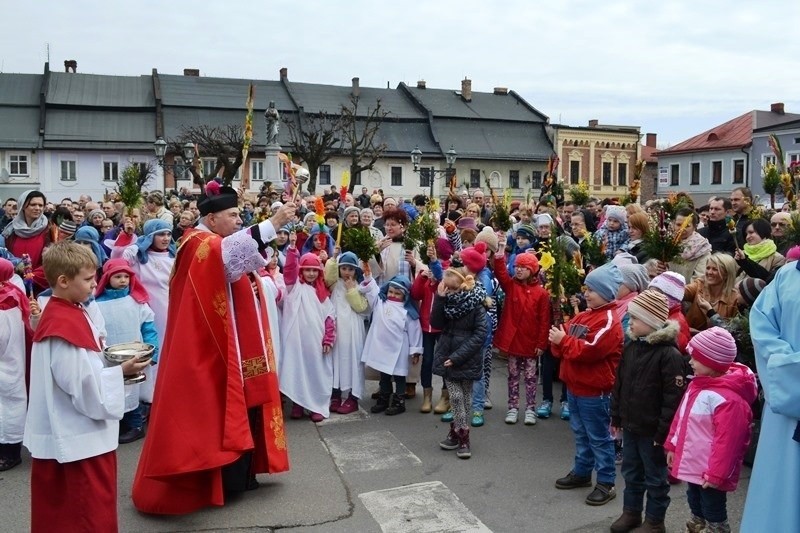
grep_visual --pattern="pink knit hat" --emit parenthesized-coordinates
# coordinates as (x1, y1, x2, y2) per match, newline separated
(648, 271, 686, 308)
(787, 245, 800, 262)
(687, 326, 737, 373)
(460, 242, 488, 273)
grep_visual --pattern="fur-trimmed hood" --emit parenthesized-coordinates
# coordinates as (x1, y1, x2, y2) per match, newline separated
(626, 319, 680, 344)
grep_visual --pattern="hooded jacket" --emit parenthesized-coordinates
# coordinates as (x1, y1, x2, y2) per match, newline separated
(610, 321, 686, 443)
(430, 286, 488, 382)
(664, 363, 757, 491)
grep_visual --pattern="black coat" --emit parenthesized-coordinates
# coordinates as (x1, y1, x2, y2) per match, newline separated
(610, 321, 687, 444)
(698, 219, 735, 255)
(430, 293, 487, 382)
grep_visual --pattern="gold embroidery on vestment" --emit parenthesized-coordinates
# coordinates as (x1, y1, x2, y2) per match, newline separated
(271, 406, 287, 450)
(241, 356, 268, 379)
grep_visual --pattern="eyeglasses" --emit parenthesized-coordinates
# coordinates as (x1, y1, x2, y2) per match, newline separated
(771, 222, 788, 227)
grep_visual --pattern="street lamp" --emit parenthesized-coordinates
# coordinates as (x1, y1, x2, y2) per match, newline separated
(411, 144, 457, 199)
(154, 137, 196, 176)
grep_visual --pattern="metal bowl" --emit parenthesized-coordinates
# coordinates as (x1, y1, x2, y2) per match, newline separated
(103, 342, 155, 365)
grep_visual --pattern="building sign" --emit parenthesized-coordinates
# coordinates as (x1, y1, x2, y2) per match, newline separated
(658, 166, 669, 187)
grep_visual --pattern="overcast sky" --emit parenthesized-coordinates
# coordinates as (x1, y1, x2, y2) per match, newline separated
(3, 0, 799, 148)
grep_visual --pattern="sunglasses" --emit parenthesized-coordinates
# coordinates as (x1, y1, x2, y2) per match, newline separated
(771, 222, 788, 227)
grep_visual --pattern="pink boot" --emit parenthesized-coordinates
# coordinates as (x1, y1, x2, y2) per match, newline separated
(330, 396, 342, 412)
(310, 412, 325, 423)
(290, 403, 304, 419)
(337, 396, 359, 414)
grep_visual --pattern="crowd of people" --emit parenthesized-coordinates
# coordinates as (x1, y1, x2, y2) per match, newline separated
(0, 181, 799, 532)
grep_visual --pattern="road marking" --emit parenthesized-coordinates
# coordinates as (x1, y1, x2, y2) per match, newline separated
(359, 481, 492, 533)
(316, 406, 370, 425)
(324, 430, 422, 473)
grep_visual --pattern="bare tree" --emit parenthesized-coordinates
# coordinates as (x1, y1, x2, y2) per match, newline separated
(168, 124, 245, 187)
(340, 95, 389, 194)
(283, 110, 341, 194)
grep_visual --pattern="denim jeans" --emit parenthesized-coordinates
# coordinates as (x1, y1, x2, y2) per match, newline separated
(379, 372, 406, 395)
(686, 482, 728, 523)
(568, 391, 616, 485)
(122, 403, 146, 430)
(621, 430, 670, 521)
(421, 332, 439, 389)
(540, 350, 567, 403)
(471, 341, 493, 412)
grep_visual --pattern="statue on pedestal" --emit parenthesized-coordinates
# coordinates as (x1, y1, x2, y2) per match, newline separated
(265, 101, 280, 147)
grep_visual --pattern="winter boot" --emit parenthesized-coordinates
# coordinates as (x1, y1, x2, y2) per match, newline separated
(370, 393, 390, 414)
(685, 515, 706, 533)
(329, 393, 342, 413)
(439, 423, 459, 450)
(337, 395, 359, 414)
(610, 510, 642, 532)
(385, 394, 406, 416)
(405, 383, 417, 399)
(456, 428, 471, 459)
(630, 517, 665, 532)
(420, 387, 433, 413)
(703, 520, 731, 533)
(433, 389, 450, 414)
(290, 403, 305, 419)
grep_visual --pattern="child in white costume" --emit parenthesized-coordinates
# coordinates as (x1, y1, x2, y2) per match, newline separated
(279, 247, 336, 422)
(324, 251, 370, 414)
(94, 259, 159, 444)
(361, 275, 423, 416)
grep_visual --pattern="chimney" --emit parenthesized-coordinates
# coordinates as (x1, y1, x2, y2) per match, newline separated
(417, 80, 426, 89)
(352, 77, 360, 97)
(183, 68, 200, 77)
(279, 67, 288, 81)
(645, 133, 657, 148)
(771, 102, 785, 114)
(64, 59, 77, 73)
(588, 119, 599, 128)
(461, 78, 472, 102)
(493, 87, 508, 95)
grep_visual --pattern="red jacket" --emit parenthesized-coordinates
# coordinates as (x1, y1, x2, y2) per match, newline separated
(492, 255, 550, 357)
(669, 305, 691, 354)
(410, 271, 440, 334)
(552, 302, 624, 396)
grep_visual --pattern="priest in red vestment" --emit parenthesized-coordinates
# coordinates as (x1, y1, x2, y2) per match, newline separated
(132, 187, 295, 515)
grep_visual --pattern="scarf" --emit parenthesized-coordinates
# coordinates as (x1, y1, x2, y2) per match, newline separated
(443, 283, 487, 320)
(1, 190, 49, 239)
(135, 219, 176, 264)
(743, 239, 777, 263)
(681, 231, 712, 261)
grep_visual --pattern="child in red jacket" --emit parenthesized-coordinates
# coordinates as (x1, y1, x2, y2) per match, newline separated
(493, 249, 550, 426)
(549, 263, 625, 507)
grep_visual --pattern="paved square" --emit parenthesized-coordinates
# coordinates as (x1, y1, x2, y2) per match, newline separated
(324, 430, 421, 473)
(359, 481, 492, 533)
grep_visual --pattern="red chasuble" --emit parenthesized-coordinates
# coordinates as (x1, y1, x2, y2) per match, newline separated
(132, 228, 289, 515)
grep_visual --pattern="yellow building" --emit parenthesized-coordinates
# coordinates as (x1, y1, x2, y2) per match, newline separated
(553, 120, 641, 200)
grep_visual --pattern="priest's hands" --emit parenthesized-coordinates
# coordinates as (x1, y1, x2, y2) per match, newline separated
(120, 357, 151, 376)
(271, 202, 297, 229)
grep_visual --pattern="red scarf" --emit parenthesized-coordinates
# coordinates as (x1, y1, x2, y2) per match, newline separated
(33, 296, 100, 352)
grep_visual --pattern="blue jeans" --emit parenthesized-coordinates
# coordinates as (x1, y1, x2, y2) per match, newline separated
(122, 403, 145, 430)
(687, 483, 727, 523)
(568, 391, 616, 485)
(621, 430, 670, 521)
(471, 340, 493, 412)
(421, 332, 439, 389)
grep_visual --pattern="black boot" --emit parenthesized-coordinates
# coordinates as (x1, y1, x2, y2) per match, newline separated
(385, 394, 406, 415)
(370, 393, 390, 413)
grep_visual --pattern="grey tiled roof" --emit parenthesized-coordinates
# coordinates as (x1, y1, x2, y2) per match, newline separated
(44, 109, 155, 149)
(433, 119, 552, 160)
(286, 82, 424, 119)
(0, 108, 40, 148)
(0, 73, 42, 106)
(402, 84, 548, 122)
(159, 75, 295, 111)
(47, 72, 155, 107)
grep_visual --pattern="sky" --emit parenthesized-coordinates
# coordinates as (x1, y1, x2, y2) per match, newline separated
(2, 0, 799, 148)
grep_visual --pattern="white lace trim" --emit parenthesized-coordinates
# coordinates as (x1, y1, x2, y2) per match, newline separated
(222, 230, 267, 283)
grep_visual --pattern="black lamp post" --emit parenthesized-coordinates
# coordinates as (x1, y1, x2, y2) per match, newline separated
(154, 137, 196, 176)
(411, 144, 457, 199)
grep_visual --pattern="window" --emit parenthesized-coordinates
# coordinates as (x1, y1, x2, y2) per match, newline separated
(509, 170, 520, 189)
(202, 158, 218, 178)
(711, 161, 722, 185)
(391, 166, 403, 187)
(602, 162, 612, 186)
(103, 161, 118, 182)
(470, 169, 481, 188)
(531, 170, 542, 190)
(732, 159, 744, 184)
(318, 164, 331, 185)
(251, 160, 264, 181)
(617, 163, 627, 186)
(60, 160, 77, 181)
(763, 154, 777, 167)
(9, 154, 28, 176)
(419, 168, 430, 188)
(670, 164, 679, 186)
(569, 161, 580, 184)
(690, 162, 700, 185)
(789, 153, 800, 166)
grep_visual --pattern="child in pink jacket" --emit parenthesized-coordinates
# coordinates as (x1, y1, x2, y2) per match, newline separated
(664, 327, 757, 533)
